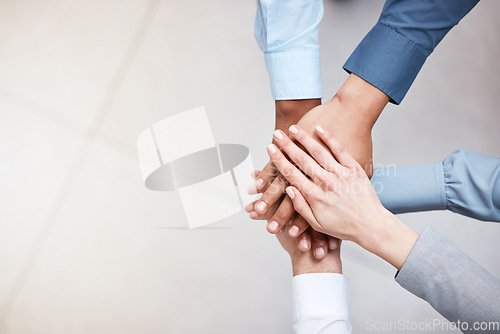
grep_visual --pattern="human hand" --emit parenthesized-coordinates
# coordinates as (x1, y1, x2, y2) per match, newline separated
(247, 98, 337, 259)
(252, 74, 387, 235)
(247, 171, 337, 259)
(268, 125, 419, 270)
(250, 99, 321, 237)
(275, 219, 342, 276)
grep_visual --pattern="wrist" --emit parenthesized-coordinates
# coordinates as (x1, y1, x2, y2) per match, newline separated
(275, 99, 321, 131)
(330, 73, 390, 131)
(291, 253, 342, 276)
(359, 209, 419, 270)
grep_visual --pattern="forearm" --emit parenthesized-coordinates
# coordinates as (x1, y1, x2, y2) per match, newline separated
(357, 209, 419, 270)
(396, 225, 500, 328)
(344, 0, 479, 104)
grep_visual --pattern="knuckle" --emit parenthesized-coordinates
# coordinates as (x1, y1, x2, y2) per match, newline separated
(311, 148, 322, 158)
(283, 166, 295, 177)
(281, 139, 291, 148)
(296, 204, 307, 214)
(274, 211, 287, 222)
(266, 184, 280, 196)
(316, 170, 329, 182)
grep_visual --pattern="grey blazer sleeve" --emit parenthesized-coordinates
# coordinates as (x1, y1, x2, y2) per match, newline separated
(395, 225, 500, 333)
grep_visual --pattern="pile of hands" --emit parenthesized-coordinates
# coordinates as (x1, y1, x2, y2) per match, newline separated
(245, 92, 417, 274)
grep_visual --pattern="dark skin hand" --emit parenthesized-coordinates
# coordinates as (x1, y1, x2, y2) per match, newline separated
(248, 98, 337, 259)
(248, 74, 390, 254)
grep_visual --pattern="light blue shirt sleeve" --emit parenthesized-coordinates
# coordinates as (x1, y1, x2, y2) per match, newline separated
(344, 0, 480, 104)
(372, 149, 500, 222)
(254, 0, 323, 100)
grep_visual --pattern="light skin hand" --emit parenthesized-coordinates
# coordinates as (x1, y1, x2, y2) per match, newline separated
(252, 74, 390, 236)
(275, 219, 342, 276)
(268, 125, 419, 270)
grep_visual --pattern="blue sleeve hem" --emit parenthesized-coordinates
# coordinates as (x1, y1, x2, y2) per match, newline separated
(343, 22, 427, 105)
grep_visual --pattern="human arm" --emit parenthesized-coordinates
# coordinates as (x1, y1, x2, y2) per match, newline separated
(372, 149, 500, 222)
(275, 223, 352, 334)
(254, 0, 323, 132)
(254, 0, 334, 258)
(254, 0, 323, 100)
(267, 124, 417, 269)
(344, 0, 480, 104)
(396, 225, 500, 331)
(269, 125, 500, 328)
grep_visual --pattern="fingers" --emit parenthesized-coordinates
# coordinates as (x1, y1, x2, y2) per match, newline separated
(285, 186, 319, 229)
(297, 229, 312, 252)
(253, 174, 287, 214)
(266, 196, 296, 234)
(328, 236, 340, 251)
(247, 200, 280, 221)
(254, 161, 279, 191)
(315, 125, 359, 168)
(310, 229, 328, 260)
(272, 129, 329, 183)
(287, 125, 343, 175)
(267, 144, 317, 200)
(288, 214, 310, 238)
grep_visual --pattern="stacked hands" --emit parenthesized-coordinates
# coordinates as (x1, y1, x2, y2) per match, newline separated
(246, 123, 418, 272)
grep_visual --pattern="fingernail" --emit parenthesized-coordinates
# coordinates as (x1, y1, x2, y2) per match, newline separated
(267, 144, 277, 154)
(244, 203, 254, 212)
(328, 238, 338, 250)
(286, 187, 295, 199)
(254, 178, 264, 188)
(273, 130, 283, 140)
(300, 239, 310, 250)
(267, 221, 279, 232)
(247, 185, 257, 195)
(289, 125, 299, 135)
(315, 248, 326, 258)
(289, 225, 299, 237)
(315, 125, 324, 134)
(255, 201, 267, 213)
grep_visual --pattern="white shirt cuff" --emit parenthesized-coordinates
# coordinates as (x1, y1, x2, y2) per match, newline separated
(293, 273, 350, 324)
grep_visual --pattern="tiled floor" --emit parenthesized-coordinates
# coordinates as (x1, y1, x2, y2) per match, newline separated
(0, 0, 499, 333)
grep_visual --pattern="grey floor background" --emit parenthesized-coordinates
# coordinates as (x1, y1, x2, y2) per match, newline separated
(0, 0, 499, 333)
